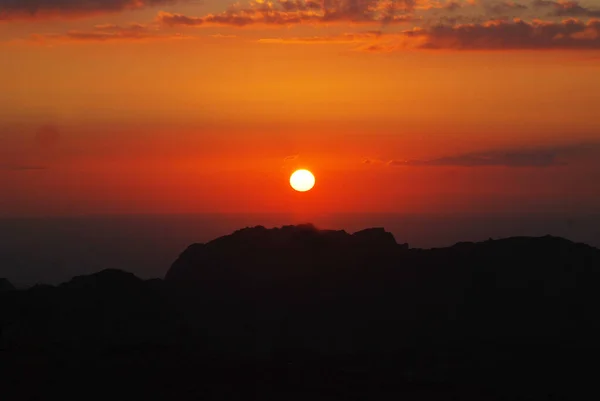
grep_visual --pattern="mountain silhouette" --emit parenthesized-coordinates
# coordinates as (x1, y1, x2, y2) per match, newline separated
(2, 225, 600, 400)
(1, 269, 184, 349)
(167, 224, 404, 284)
(0, 278, 14, 292)
(164, 226, 600, 351)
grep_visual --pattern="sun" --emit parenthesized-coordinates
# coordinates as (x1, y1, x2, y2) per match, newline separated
(290, 169, 315, 192)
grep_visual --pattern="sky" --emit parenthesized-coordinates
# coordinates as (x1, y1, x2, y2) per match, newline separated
(1, 0, 600, 217)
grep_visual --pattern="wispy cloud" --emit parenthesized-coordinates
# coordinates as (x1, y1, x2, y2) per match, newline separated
(362, 157, 386, 164)
(0, 0, 182, 21)
(258, 18, 600, 51)
(359, 18, 600, 51)
(533, 0, 600, 17)
(259, 31, 383, 43)
(210, 33, 237, 38)
(30, 23, 190, 43)
(484, 0, 528, 15)
(386, 144, 600, 168)
(6, 0, 600, 53)
(156, 0, 418, 27)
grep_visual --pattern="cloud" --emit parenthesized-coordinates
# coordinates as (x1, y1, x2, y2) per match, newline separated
(277, 0, 323, 11)
(30, 24, 189, 43)
(156, 0, 418, 27)
(362, 157, 386, 164)
(153, 0, 597, 31)
(387, 144, 600, 168)
(361, 18, 600, 51)
(260, 18, 600, 50)
(533, 0, 600, 17)
(485, 0, 528, 15)
(210, 33, 237, 38)
(0, 0, 181, 21)
(390, 151, 563, 167)
(425, 1, 464, 12)
(427, 14, 488, 25)
(284, 154, 299, 160)
(259, 31, 383, 43)
(444, 1, 463, 11)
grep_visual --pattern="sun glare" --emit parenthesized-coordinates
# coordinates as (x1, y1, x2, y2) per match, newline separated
(290, 169, 315, 192)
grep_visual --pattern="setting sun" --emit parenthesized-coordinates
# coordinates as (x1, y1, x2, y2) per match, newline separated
(290, 169, 315, 192)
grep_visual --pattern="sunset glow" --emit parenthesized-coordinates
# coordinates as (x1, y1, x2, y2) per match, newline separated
(0, 0, 599, 217)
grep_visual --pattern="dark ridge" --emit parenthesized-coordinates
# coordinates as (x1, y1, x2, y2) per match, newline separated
(164, 225, 600, 350)
(2, 225, 600, 400)
(165, 225, 405, 283)
(59, 268, 143, 290)
(211, 224, 399, 249)
(0, 278, 15, 292)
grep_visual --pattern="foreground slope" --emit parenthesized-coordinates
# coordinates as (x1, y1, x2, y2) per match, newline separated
(2, 224, 600, 400)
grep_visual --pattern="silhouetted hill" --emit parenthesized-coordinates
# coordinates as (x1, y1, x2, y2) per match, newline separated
(0, 278, 14, 292)
(2, 225, 600, 400)
(166, 224, 404, 284)
(0, 269, 185, 349)
(59, 268, 142, 290)
(165, 226, 600, 351)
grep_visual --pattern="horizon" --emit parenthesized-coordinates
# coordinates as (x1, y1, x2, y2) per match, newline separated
(2, 0, 600, 289)
(2, 212, 600, 286)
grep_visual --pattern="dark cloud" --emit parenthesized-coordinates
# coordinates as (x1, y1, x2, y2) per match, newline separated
(431, 14, 489, 25)
(284, 154, 299, 160)
(154, 0, 573, 31)
(441, 1, 463, 12)
(259, 31, 382, 43)
(280, 18, 600, 51)
(156, 12, 205, 26)
(0, 0, 180, 20)
(533, 0, 600, 17)
(390, 152, 562, 167)
(363, 18, 600, 51)
(157, 11, 318, 27)
(277, 0, 322, 11)
(485, 0, 528, 15)
(388, 144, 600, 168)
(31, 24, 188, 43)
(157, 0, 416, 27)
(415, 18, 600, 50)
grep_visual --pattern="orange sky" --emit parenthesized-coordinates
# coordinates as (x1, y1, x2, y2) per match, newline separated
(1, 0, 600, 216)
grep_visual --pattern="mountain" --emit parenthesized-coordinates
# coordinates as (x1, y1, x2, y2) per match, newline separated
(0, 269, 185, 349)
(2, 225, 600, 400)
(166, 224, 404, 284)
(165, 226, 600, 351)
(0, 278, 14, 292)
